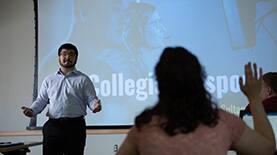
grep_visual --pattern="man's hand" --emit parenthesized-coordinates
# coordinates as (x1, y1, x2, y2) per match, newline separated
(92, 99, 102, 113)
(21, 106, 34, 117)
(239, 62, 263, 102)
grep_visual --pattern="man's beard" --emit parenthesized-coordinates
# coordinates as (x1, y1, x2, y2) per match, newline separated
(59, 59, 77, 68)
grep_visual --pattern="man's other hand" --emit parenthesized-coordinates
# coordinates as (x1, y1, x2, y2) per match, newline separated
(21, 106, 34, 117)
(92, 99, 102, 113)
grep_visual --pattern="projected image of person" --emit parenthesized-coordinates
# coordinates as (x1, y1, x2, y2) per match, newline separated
(22, 43, 102, 155)
(93, 2, 168, 124)
(244, 72, 277, 112)
(120, 2, 168, 77)
(89, 2, 168, 124)
(116, 47, 276, 155)
(92, 2, 168, 78)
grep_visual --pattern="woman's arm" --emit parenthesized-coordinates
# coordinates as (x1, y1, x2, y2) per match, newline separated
(233, 62, 276, 155)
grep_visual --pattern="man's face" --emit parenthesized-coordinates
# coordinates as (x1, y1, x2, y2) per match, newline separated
(260, 80, 271, 100)
(59, 49, 77, 68)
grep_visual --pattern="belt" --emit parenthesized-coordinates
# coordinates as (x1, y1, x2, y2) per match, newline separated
(49, 116, 84, 122)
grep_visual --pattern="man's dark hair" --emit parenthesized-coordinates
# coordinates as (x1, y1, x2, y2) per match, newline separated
(263, 72, 277, 94)
(58, 43, 78, 57)
(135, 47, 218, 136)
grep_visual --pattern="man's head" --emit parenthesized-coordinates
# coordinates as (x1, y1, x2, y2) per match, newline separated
(58, 43, 78, 68)
(260, 72, 277, 100)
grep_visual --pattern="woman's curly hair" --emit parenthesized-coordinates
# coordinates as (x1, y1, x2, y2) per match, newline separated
(135, 47, 219, 136)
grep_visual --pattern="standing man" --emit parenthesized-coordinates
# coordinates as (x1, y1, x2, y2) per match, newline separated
(21, 43, 101, 155)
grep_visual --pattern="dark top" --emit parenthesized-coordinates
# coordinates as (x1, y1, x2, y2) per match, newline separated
(245, 96, 277, 112)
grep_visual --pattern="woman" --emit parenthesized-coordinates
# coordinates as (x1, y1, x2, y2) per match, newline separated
(116, 47, 276, 155)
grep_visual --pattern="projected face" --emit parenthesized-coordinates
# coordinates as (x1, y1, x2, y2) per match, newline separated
(123, 3, 167, 50)
(58, 49, 77, 68)
(144, 10, 167, 48)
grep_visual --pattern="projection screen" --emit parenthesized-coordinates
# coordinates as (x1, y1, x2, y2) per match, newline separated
(36, 0, 277, 127)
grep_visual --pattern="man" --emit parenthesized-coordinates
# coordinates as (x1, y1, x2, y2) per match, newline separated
(245, 72, 277, 112)
(21, 43, 101, 155)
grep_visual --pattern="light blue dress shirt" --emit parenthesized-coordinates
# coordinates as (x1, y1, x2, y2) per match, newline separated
(30, 69, 98, 118)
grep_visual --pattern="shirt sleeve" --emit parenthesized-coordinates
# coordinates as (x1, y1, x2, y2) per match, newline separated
(30, 78, 49, 115)
(84, 77, 98, 111)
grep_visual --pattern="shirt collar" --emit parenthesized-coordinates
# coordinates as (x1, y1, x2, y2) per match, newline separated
(56, 68, 78, 76)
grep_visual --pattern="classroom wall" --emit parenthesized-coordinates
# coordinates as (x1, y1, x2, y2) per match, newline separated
(0, 0, 126, 154)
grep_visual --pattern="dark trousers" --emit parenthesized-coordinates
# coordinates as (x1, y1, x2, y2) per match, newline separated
(42, 117, 86, 155)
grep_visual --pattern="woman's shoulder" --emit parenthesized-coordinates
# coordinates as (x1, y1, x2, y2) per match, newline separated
(217, 109, 246, 132)
(218, 109, 241, 121)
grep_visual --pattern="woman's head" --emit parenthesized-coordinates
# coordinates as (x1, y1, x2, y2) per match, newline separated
(136, 47, 218, 135)
(155, 47, 205, 100)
